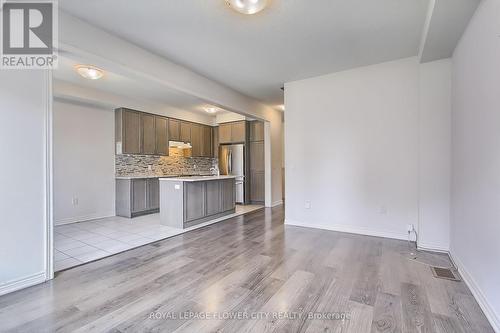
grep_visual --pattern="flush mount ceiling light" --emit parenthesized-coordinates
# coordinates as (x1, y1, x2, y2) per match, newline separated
(225, 0, 268, 15)
(75, 65, 104, 80)
(204, 106, 219, 114)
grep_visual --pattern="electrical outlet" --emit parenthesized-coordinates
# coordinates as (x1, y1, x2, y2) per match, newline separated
(407, 224, 414, 233)
(304, 201, 311, 209)
(379, 205, 387, 215)
(72, 197, 79, 206)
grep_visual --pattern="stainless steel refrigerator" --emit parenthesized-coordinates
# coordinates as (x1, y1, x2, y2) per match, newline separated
(219, 144, 245, 204)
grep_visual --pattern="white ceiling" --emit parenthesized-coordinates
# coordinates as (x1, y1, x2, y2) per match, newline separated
(53, 53, 230, 117)
(59, 0, 479, 106)
(420, 0, 481, 62)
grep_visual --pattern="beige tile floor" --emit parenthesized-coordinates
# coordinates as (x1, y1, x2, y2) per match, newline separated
(54, 204, 264, 271)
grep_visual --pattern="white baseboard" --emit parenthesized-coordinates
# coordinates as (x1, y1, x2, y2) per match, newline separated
(450, 252, 500, 333)
(271, 200, 283, 207)
(55, 212, 116, 225)
(284, 219, 408, 241)
(417, 242, 450, 253)
(0, 272, 46, 296)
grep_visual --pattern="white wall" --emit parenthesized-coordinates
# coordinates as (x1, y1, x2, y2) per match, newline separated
(53, 99, 115, 225)
(418, 59, 451, 251)
(269, 110, 284, 206)
(451, 0, 500, 330)
(285, 57, 452, 245)
(0, 70, 50, 295)
(215, 112, 246, 124)
(285, 58, 420, 239)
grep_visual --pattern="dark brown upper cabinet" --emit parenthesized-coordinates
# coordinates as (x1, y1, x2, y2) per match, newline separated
(202, 126, 212, 157)
(218, 121, 246, 144)
(249, 121, 264, 142)
(168, 118, 180, 141)
(250, 141, 265, 172)
(141, 113, 156, 155)
(190, 124, 202, 157)
(219, 123, 232, 144)
(213, 126, 219, 158)
(180, 121, 191, 143)
(231, 121, 246, 142)
(115, 108, 141, 154)
(116, 108, 214, 158)
(155, 116, 169, 156)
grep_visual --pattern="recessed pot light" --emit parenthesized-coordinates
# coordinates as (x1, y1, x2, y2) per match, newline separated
(225, 0, 268, 15)
(204, 106, 219, 114)
(75, 65, 104, 80)
(204, 106, 219, 113)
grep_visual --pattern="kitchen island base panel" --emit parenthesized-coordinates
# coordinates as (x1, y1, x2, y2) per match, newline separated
(160, 176, 237, 229)
(184, 208, 236, 228)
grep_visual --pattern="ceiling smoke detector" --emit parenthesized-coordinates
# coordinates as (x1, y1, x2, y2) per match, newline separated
(225, 0, 268, 15)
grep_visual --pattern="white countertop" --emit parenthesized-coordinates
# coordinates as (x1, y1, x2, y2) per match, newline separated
(160, 175, 237, 182)
(115, 175, 178, 180)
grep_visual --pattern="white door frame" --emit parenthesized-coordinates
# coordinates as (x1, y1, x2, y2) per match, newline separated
(264, 121, 272, 207)
(44, 69, 54, 280)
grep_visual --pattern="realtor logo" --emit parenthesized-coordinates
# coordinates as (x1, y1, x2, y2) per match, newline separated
(1, 0, 58, 69)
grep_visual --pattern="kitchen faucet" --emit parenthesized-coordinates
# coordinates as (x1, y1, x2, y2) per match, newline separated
(210, 166, 220, 176)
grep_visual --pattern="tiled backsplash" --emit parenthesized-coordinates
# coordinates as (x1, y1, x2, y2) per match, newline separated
(116, 154, 218, 177)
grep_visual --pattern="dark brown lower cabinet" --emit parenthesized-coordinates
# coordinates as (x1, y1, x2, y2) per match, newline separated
(184, 181, 206, 222)
(147, 178, 160, 210)
(250, 171, 265, 202)
(184, 179, 235, 223)
(221, 178, 236, 211)
(132, 179, 147, 213)
(160, 178, 236, 229)
(249, 138, 265, 203)
(116, 178, 160, 218)
(205, 180, 222, 216)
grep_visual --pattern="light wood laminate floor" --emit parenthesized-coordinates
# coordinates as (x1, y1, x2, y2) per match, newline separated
(54, 205, 264, 271)
(0, 206, 493, 332)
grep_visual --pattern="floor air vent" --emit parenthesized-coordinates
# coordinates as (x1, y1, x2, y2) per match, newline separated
(431, 267, 461, 282)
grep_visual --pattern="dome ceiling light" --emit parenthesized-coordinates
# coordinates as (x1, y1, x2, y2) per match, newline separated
(74, 65, 104, 80)
(225, 0, 268, 15)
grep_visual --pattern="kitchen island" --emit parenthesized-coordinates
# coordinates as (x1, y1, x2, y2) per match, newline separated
(160, 175, 237, 229)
